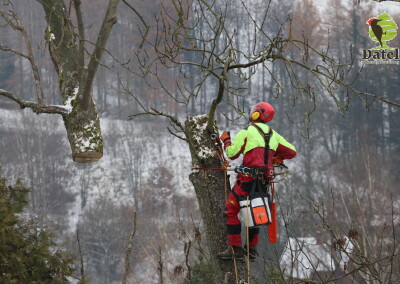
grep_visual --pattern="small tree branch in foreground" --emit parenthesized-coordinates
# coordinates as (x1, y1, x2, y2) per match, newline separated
(122, 211, 137, 284)
(0, 89, 68, 115)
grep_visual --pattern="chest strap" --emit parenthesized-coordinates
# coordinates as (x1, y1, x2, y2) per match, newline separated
(251, 124, 272, 165)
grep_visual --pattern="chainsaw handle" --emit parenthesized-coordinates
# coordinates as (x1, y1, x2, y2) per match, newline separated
(273, 164, 289, 176)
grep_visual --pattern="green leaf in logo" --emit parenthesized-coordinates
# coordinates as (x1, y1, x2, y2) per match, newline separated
(367, 13, 398, 50)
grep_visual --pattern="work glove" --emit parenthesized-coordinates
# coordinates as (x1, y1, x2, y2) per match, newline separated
(220, 131, 231, 148)
(272, 156, 283, 165)
(220, 131, 231, 142)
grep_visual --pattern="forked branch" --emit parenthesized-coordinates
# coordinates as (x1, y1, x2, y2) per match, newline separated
(80, 0, 120, 110)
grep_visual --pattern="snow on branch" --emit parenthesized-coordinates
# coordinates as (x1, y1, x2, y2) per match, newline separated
(0, 89, 69, 115)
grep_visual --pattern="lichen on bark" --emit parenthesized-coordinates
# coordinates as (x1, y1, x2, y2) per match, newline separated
(41, 0, 105, 163)
(64, 99, 103, 163)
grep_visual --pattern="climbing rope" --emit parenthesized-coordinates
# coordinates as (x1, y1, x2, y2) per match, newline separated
(231, 246, 239, 284)
(210, 133, 230, 200)
(245, 195, 251, 284)
(224, 170, 228, 201)
(210, 133, 229, 169)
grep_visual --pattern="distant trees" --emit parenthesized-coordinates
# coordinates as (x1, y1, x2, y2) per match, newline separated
(333, 140, 399, 283)
(291, 139, 400, 283)
(0, 112, 77, 225)
(76, 199, 134, 284)
(73, 188, 199, 284)
(0, 52, 14, 89)
(0, 173, 75, 283)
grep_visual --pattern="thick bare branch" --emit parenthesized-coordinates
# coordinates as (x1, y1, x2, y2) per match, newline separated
(122, 211, 137, 284)
(122, 0, 149, 48)
(207, 53, 233, 132)
(72, 0, 85, 69)
(81, 0, 120, 110)
(76, 228, 86, 282)
(0, 44, 29, 59)
(0, 89, 68, 115)
(39, 0, 79, 98)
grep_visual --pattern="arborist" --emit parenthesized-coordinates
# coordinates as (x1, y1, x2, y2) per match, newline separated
(217, 102, 297, 261)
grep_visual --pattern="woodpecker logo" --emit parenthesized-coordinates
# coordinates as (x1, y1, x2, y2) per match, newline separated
(367, 13, 397, 49)
(362, 13, 399, 64)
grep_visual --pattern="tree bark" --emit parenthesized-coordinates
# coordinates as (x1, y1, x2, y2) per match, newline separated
(38, 0, 121, 162)
(185, 114, 246, 283)
(63, 100, 103, 162)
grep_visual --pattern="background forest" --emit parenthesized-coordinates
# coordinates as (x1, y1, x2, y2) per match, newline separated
(0, 0, 399, 283)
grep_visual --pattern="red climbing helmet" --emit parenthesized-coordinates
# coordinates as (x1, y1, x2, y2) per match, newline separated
(249, 102, 275, 122)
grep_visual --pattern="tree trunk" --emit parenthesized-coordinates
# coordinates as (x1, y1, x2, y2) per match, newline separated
(41, 0, 105, 162)
(184, 114, 247, 283)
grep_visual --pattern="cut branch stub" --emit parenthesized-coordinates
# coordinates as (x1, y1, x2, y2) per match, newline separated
(64, 99, 103, 163)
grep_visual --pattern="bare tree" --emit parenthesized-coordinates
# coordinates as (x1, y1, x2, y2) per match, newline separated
(0, 0, 122, 162)
(122, 0, 400, 282)
(122, 211, 137, 284)
(77, 198, 135, 283)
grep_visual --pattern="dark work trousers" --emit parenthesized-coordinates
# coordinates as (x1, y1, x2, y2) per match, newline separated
(223, 179, 260, 247)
